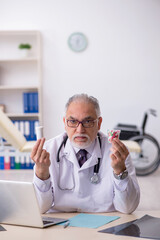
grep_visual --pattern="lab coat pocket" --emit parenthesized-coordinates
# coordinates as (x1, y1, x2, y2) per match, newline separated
(92, 175, 114, 207)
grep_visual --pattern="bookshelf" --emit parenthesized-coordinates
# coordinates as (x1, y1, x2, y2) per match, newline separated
(0, 30, 42, 123)
(0, 30, 42, 170)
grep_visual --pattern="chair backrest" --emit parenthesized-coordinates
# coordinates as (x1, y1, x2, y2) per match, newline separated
(0, 109, 26, 150)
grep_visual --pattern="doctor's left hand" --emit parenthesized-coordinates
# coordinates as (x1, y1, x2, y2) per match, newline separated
(30, 138, 51, 180)
(110, 138, 129, 175)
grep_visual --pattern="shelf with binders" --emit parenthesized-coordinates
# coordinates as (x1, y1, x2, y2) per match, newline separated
(0, 30, 42, 125)
(0, 31, 42, 171)
(0, 90, 40, 146)
(0, 30, 42, 162)
(23, 91, 39, 114)
(0, 88, 40, 117)
(3, 113, 40, 144)
(0, 91, 40, 146)
(0, 88, 40, 130)
(0, 60, 41, 117)
(12, 119, 39, 141)
(0, 145, 35, 170)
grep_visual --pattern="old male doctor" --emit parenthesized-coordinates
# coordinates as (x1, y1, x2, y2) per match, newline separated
(31, 94, 140, 214)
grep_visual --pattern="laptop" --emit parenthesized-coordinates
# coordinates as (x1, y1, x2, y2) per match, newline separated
(0, 180, 68, 228)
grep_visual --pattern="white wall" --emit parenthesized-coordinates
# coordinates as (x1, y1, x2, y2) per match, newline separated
(1, 0, 160, 143)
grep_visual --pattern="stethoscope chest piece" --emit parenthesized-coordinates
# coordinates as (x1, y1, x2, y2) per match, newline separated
(91, 173, 100, 184)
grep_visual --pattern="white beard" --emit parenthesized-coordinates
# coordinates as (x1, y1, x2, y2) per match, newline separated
(71, 134, 92, 149)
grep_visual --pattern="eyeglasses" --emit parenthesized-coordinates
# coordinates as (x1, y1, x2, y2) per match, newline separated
(66, 119, 98, 128)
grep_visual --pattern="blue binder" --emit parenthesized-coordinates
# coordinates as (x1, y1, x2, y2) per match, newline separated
(23, 93, 29, 113)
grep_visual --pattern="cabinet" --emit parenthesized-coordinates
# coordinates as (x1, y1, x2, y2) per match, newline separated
(0, 31, 42, 170)
(0, 30, 42, 125)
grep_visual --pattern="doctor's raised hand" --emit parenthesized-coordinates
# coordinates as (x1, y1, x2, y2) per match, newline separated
(110, 138, 129, 175)
(30, 138, 50, 180)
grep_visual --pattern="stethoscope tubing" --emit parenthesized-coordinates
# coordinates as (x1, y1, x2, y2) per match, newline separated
(56, 133, 101, 189)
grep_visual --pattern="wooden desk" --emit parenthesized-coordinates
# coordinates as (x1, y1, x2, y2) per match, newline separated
(0, 211, 159, 240)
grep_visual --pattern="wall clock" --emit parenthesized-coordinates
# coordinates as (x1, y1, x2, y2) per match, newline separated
(68, 32, 88, 52)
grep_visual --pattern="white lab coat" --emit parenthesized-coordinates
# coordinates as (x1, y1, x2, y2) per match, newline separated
(33, 131, 140, 214)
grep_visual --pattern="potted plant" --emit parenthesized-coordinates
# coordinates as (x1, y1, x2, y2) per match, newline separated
(18, 43, 32, 58)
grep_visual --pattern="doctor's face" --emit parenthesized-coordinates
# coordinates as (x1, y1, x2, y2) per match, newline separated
(63, 101, 102, 149)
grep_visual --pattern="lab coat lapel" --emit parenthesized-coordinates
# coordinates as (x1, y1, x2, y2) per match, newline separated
(61, 138, 80, 169)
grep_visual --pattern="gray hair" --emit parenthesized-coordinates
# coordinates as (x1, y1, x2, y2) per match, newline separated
(64, 93, 101, 117)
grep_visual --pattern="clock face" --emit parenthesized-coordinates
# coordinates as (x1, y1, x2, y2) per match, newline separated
(68, 32, 88, 52)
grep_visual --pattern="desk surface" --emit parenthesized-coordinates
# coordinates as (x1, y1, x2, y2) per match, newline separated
(1, 211, 160, 240)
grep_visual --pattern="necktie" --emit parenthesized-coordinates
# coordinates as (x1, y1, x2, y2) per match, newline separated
(78, 149, 88, 167)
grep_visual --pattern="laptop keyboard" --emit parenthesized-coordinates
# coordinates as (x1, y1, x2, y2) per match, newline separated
(42, 216, 67, 226)
(42, 217, 55, 224)
(43, 220, 54, 225)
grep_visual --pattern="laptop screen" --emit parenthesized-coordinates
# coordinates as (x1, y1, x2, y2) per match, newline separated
(0, 180, 67, 228)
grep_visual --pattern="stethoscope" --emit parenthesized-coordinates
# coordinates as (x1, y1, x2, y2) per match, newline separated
(56, 134, 101, 190)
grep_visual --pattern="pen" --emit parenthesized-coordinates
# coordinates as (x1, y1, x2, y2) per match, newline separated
(63, 221, 70, 228)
